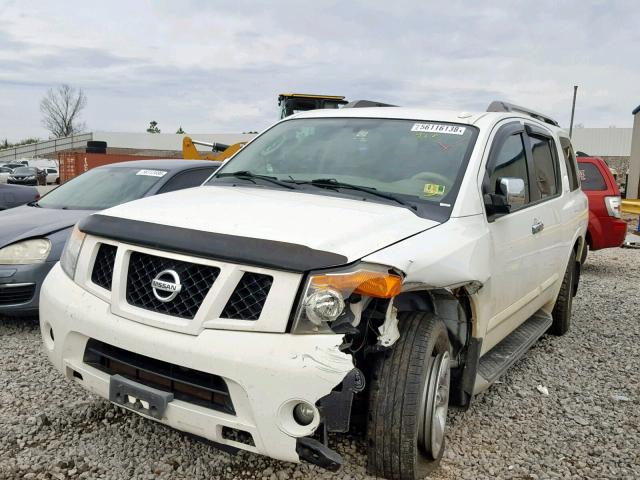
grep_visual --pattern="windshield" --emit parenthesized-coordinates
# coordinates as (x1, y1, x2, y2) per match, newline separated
(13, 167, 36, 175)
(207, 118, 477, 212)
(37, 167, 167, 210)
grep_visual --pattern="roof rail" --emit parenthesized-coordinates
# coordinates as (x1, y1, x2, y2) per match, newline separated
(343, 99, 397, 108)
(487, 101, 559, 127)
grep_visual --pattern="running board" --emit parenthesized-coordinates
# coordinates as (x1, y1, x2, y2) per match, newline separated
(474, 310, 552, 395)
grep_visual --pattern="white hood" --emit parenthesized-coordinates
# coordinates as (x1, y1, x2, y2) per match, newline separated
(101, 186, 439, 262)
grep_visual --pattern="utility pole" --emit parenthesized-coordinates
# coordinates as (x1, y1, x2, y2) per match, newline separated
(569, 85, 578, 138)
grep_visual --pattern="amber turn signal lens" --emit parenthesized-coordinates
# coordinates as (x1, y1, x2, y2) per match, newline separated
(311, 271, 402, 299)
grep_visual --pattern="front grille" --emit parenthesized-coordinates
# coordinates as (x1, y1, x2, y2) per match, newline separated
(221, 272, 273, 320)
(0, 284, 36, 305)
(126, 252, 219, 319)
(91, 244, 117, 290)
(84, 339, 234, 414)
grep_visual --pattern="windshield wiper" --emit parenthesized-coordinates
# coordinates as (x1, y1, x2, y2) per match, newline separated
(294, 178, 417, 210)
(27, 201, 41, 208)
(216, 171, 295, 190)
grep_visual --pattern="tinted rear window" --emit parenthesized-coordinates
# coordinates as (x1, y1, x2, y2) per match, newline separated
(560, 137, 579, 191)
(578, 163, 607, 191)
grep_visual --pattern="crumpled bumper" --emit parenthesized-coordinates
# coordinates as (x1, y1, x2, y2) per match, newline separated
(39, 263, 353, 463)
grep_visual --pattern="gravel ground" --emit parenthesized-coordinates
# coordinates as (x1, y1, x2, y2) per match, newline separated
(1, 247, 639, 480)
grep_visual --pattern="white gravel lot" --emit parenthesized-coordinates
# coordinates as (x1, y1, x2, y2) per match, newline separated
(1, 247, 638, 480)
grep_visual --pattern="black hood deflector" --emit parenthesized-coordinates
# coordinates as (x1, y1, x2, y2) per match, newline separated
(79, 214, 349, 273)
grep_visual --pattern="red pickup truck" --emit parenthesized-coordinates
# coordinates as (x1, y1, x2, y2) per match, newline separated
(577, 156, 626, 261)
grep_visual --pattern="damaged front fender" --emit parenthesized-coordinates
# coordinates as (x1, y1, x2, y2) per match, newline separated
(362, 215, 491, 290)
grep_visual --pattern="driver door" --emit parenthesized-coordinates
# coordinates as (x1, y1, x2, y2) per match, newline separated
(481, 122, 546, 352)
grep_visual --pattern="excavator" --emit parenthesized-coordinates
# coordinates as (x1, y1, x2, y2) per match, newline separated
(182, 93, 350, 161)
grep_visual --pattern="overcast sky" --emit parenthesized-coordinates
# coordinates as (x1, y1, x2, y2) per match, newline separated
(1, 0, 639, 141)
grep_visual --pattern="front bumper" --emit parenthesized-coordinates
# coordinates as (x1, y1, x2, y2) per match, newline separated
(40, 264, 353, 463)
(7, 179, 37, 185)
(0, 261, 55, 316)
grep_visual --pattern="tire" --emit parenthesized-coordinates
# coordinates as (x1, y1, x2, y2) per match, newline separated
(550, 256, 575, 336)
(367, 312, 451, 480)
(86, 140, 107, 149)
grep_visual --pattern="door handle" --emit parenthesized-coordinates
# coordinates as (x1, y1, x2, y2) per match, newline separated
(532, 218, 544, 234)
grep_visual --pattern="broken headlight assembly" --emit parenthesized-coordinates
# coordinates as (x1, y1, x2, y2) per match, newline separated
(292, 264, 402, 334)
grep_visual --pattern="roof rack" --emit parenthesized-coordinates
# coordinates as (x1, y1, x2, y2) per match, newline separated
(487, 101, 559, 127)
(343, 99, 397, 108)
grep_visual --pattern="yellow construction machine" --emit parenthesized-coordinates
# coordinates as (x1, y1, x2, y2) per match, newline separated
(182, 137, 244, 161)
(182, 93, 349, 161)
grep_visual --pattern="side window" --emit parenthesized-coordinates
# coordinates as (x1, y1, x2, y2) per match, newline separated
(528, 135, 559, 198)
(578, 163, 607, 191)
(488, 133, 530, 208)
(559, 137, 579, 191)
(157, 169, 216, 194)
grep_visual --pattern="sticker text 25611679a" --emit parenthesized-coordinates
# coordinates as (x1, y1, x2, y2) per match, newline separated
(411, 123, 466, 135)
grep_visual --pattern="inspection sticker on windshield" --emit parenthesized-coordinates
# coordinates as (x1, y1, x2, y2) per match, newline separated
(136, 169, 167, 177)
(424, 183, 446, 196)
(411, 123, 466, 135)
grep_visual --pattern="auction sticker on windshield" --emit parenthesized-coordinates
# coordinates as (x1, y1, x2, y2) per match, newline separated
(411, 123, 466, 135)
(136, 170, 167, 177)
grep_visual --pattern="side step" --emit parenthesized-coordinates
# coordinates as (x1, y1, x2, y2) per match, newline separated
(474, 310, 552, 395)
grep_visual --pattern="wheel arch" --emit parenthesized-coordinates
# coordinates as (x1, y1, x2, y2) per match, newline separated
(394, 289, 473, 358)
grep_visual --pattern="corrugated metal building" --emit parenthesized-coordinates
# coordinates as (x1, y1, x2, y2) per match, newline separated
(571, 128, 632, 157)
(570, 128, 633, 179)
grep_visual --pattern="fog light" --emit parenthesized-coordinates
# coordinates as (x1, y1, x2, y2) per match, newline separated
(293, 402, 315, 426)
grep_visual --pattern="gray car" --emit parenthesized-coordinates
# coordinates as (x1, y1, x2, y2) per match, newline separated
(0, 183, 40, 210)
(0, 159, 220, 317)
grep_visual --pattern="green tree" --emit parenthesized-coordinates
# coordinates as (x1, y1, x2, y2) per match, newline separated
(0, 137, 40, 151)
(176, 126, 186, 134)
(146, 121, 161, 134)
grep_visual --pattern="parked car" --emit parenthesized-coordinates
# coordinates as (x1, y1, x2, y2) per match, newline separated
(45, 167, 60, 185)
(577, 156, 626, 261)
(0, 159, 220, 317)
(0, 183, 40, 210)
(0, 167, 13, 183)
(7, 166, 46, 186)
(40, 103, 587, 479)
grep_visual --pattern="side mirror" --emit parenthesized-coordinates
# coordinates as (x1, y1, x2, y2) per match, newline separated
(484, 177, 525, 216)
(498, 177, 526, 209)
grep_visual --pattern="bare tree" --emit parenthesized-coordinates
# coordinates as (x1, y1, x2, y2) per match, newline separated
(40, 84, 87, 138)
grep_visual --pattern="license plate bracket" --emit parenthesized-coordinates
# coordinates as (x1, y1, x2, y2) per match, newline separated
(109, 374, 174, 419)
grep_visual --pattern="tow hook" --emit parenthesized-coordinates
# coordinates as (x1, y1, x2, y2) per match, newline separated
(295, 437, 343, 471)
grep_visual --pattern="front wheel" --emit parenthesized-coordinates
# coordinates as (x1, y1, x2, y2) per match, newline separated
(367, 312, 451, 480)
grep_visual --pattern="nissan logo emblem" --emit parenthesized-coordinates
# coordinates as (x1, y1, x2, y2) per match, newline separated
(151, 269, 182, 302)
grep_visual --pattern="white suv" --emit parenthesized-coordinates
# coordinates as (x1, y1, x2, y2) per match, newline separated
(40, 102, 588, 479)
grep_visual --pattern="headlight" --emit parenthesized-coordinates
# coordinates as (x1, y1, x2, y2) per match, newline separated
(60, 225, 86, 280)
(0, 238, 51, 264)
(292, 264, 402, 334)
